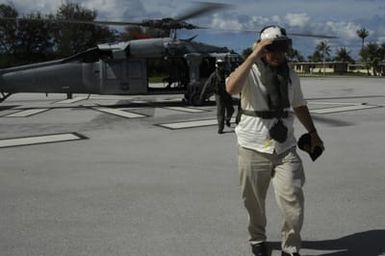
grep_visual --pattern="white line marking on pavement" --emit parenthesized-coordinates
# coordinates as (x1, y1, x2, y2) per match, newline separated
(55, 97, 88, 104)
(163, 106, 206, 113)
(154, 97, 183, 102)
(93, 107, 147, 118)
(5, 108, 49, 117)
(308, 101, 361, 105)
(0, 133, 87, 148)
(158, 117, 235, 130)
(130, 100, 148, 104)
(311, 104, 379, 114)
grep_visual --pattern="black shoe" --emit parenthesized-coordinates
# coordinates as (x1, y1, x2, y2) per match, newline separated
(218, 129, 224, 134)
(281, 252, 300, 256)
(251, 242, 268, 256)
(225, 120, 231, 127)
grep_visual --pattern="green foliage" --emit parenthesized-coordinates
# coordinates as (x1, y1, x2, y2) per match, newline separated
(0, 4, 19, 55)
(287, 48, 305, 62)
(54, 3, 115, 57)
(0, 3, 116, 67)
(360, 42, 383, 76)
(14, 12, 56, 63)
(334, 47, 354, 63)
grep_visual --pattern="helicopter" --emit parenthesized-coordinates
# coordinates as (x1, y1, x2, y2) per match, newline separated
(0, 2, 243, 106)
(0, 2, 336, 106)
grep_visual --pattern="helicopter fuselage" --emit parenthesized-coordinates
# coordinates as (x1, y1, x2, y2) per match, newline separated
(0, 37, 242, 105)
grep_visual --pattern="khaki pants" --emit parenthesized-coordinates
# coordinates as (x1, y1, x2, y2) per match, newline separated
(238, 146, 305, 253)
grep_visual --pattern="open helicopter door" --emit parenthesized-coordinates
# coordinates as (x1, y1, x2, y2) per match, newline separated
(99, 59, 147, 94)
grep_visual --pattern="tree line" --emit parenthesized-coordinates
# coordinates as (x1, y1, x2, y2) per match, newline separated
(0, 3, 121, 67)
(0, 2, 168, 68)
(242, 27, 385, 75)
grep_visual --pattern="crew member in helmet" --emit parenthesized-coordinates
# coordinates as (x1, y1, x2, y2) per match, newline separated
(206, 58, 234, 134)
(226, 25, 324, 256)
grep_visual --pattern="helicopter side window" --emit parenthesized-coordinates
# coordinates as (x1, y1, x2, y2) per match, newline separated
(105, 62, 122, 80)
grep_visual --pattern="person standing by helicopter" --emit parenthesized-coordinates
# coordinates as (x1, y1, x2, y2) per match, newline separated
(206, 58, 234, 134)
(226, 25, 324, 256)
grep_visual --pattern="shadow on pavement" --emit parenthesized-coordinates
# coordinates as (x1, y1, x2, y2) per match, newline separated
(267, 230, 385, 256)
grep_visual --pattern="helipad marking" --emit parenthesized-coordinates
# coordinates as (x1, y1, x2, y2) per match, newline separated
(93, 107, 146, 118)
(0, 133, 87, 148)
(311, 104, 379, 114)
(5, 108, 49, 117)
(55, 97, 88, 104)
(163, 106, 206, 113)
(158, 117, 235, 130)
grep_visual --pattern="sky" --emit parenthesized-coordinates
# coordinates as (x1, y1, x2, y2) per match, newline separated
(2, 0, 385, 60)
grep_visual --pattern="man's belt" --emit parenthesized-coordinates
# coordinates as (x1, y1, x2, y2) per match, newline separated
(241, 109, 289, 119)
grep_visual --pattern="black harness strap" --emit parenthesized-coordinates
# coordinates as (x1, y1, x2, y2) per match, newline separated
(240, 109, 288, 119)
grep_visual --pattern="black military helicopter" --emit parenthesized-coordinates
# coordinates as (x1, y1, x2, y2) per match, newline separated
(0, 2, 336, 105)
(0, 2, 243, 105)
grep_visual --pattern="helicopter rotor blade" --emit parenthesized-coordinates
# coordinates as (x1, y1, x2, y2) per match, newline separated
(288, 32, 338, 39)
(196, 25, 338, 39)
(0, 17, 143, 26)
(61, 19, 143, 26)
(0, 11, 337, 39)
(174, 2, 231, 21)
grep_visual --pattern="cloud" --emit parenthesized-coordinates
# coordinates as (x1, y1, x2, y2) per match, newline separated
(285, 13, 310, 28)
(209, 13, 243, 31)
(324, 21, 363, 40)
(80, 0, 149, 20)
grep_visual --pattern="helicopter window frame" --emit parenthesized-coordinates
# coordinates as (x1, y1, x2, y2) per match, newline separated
(104, 61, 122, 80)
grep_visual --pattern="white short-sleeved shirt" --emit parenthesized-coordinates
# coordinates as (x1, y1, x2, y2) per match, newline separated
(231, 63, 307, 154)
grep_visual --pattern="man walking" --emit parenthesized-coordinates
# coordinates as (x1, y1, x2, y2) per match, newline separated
(226, 25, 324, 256)
(206, 59, 234, 134)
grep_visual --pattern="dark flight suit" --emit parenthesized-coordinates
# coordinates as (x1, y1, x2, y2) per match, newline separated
(207, 68, 234, 133)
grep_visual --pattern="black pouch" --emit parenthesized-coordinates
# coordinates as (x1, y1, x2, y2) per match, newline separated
(297, 133, 324, 161)
(269, 119, 288, 143)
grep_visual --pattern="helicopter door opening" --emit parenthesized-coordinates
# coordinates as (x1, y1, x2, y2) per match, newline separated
(200, 57, 216, 79)
(147, 57, 189, 92)
(99, 59, 147, 94)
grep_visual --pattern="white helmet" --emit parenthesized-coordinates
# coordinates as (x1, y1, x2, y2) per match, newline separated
(215, 58, 225, 68)
(259, 25, 292, 51)
(260, 25, 289, 40)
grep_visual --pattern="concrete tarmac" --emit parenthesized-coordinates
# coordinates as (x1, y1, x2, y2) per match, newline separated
(1, 77, 384, 256)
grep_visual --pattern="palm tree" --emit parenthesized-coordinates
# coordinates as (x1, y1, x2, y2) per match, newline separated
(315, 41, 331, 74)
(334, 47, 354, 63)
(356, 28, 369, 51)
(287, 48, 305, 62)
(360, 43, 380, 76)
(315, 40, 331, 61)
